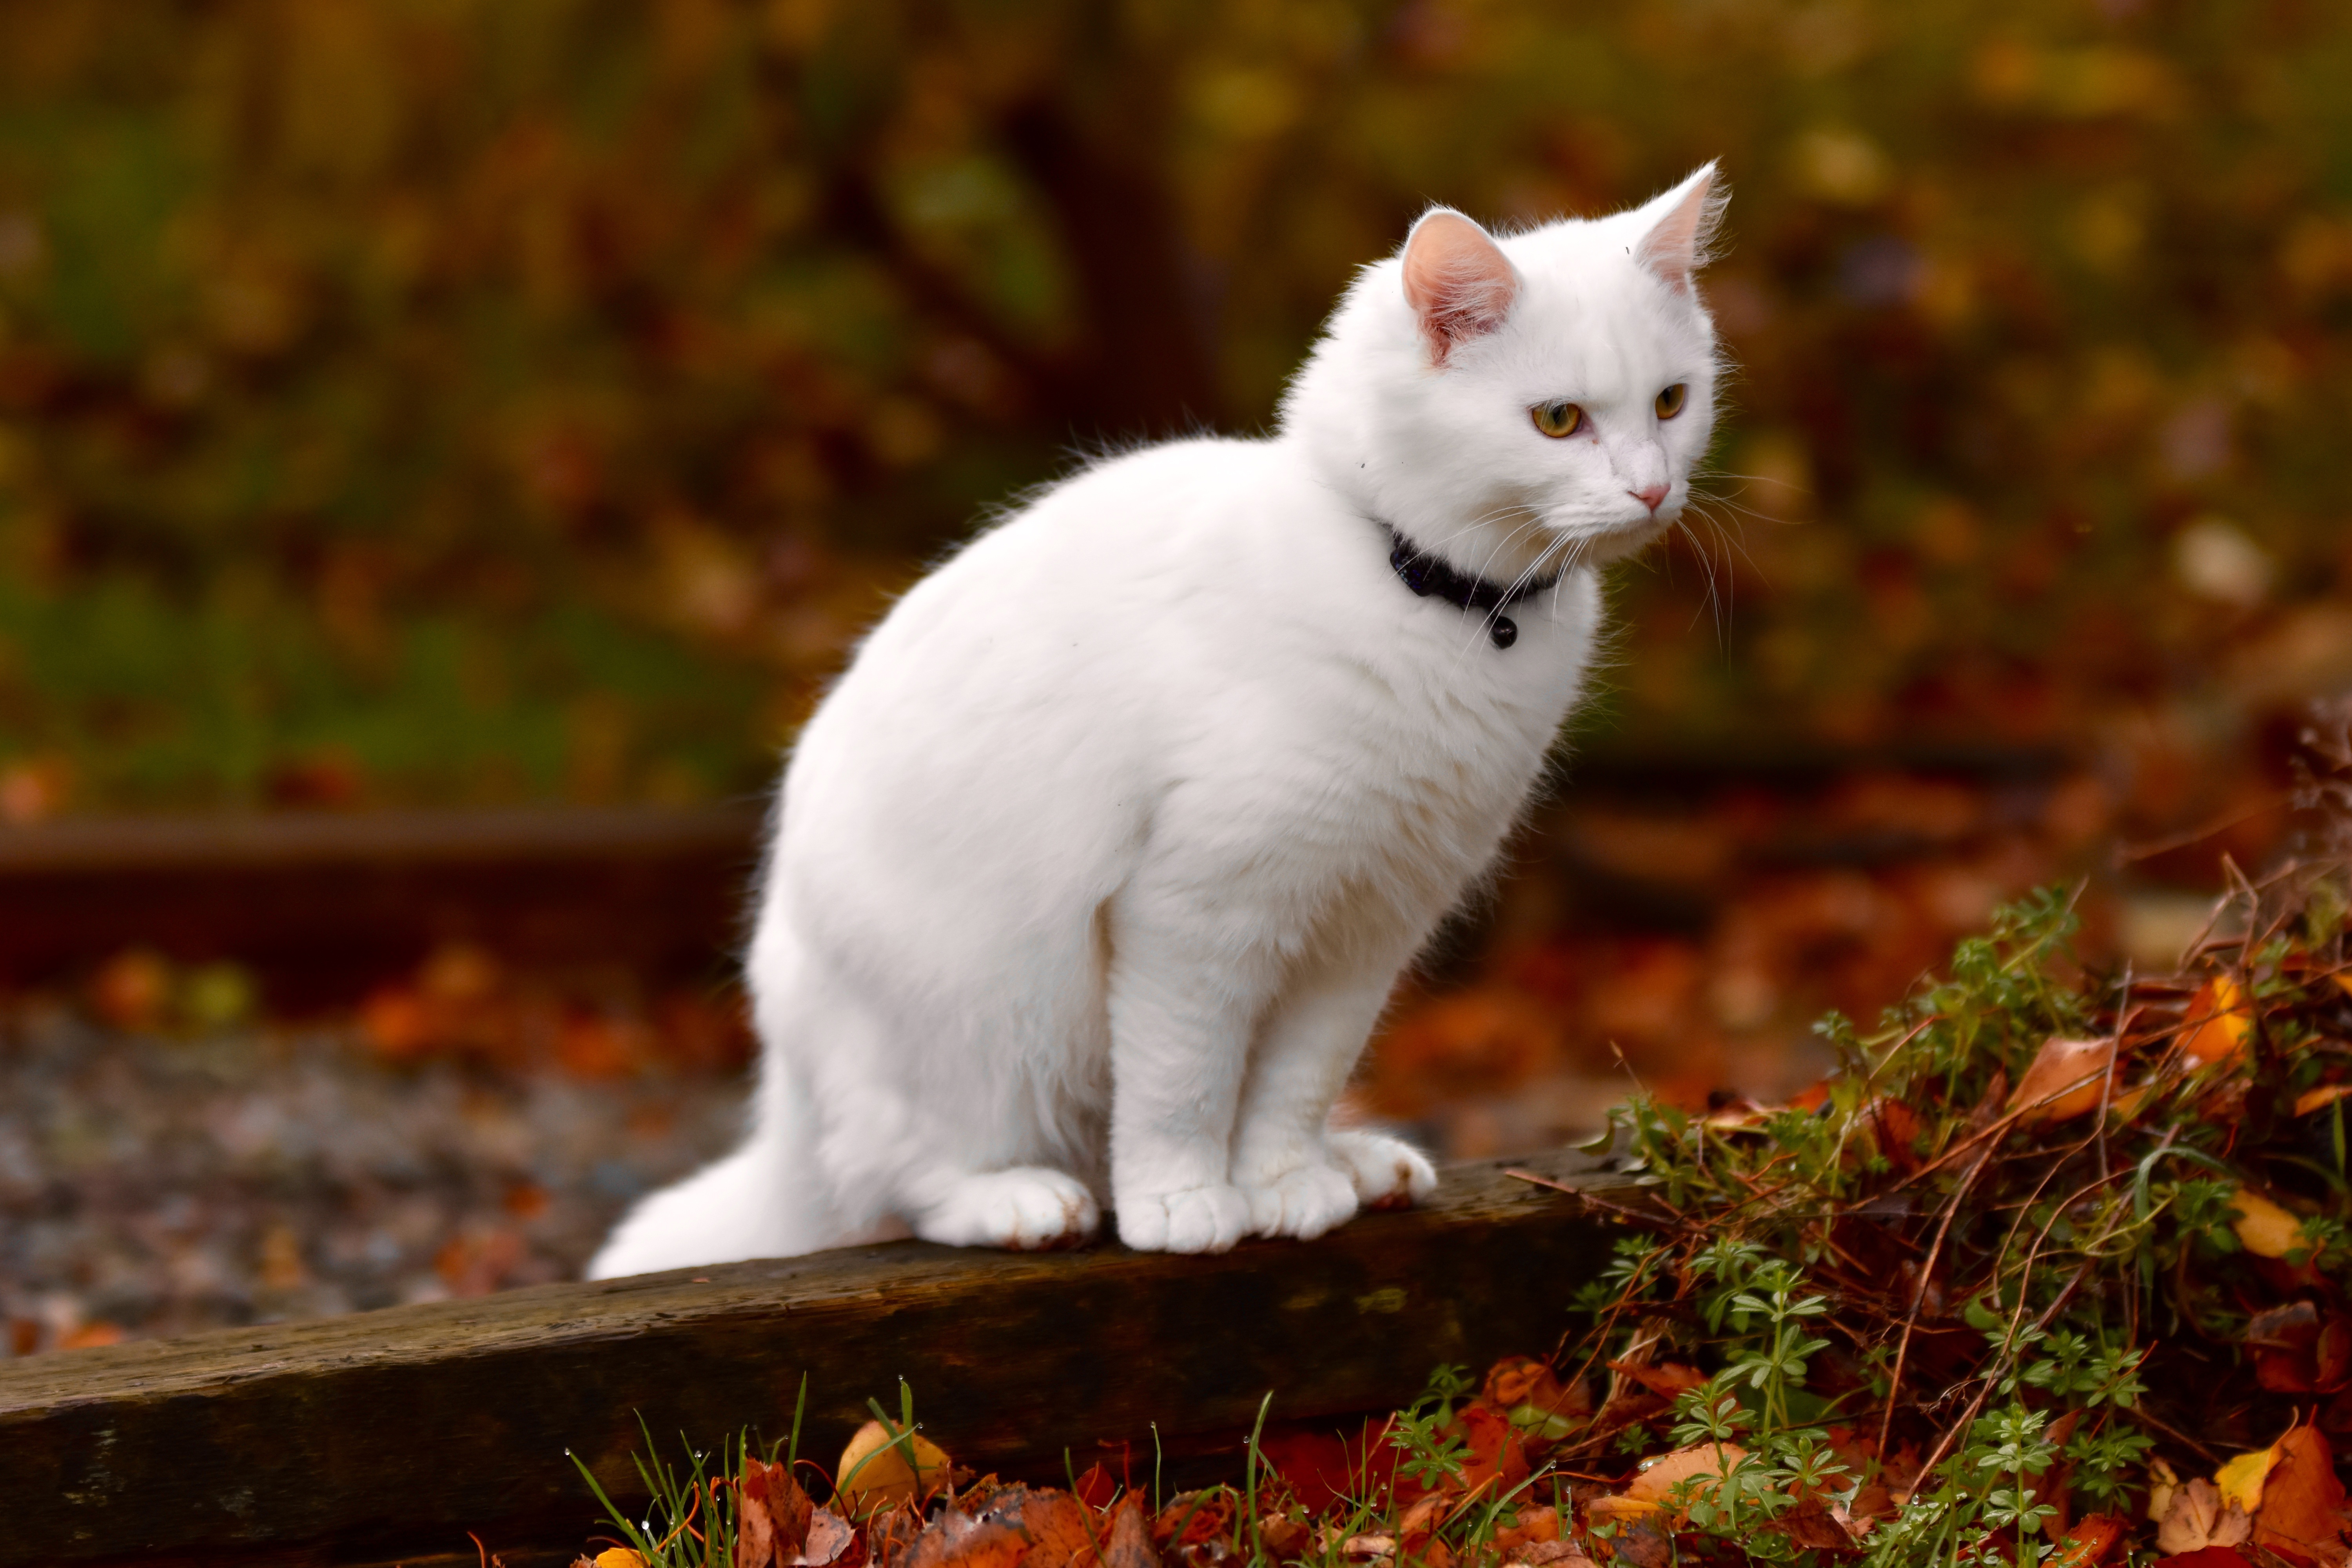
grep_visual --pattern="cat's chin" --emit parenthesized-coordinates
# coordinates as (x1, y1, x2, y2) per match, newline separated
(1560, 514, 1675, 566)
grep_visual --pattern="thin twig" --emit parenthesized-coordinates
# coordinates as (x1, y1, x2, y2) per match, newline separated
(1501, 1169, 1683, 1229)
(1876, 1148, 1988, 1459)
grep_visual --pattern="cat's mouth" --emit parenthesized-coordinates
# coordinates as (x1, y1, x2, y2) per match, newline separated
(1569, 511, 1677, 566)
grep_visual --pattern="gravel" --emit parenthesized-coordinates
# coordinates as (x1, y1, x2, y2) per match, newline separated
(0, 1006, 743, 1352)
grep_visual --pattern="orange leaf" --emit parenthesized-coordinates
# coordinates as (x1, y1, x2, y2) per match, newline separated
(2181, 978, 2252, 1069)
(2251, 1426, 2350, 1561)
(2007, 1036, 2114, 1125)
(2295, 1083, 2352, 1118)
(2227, 1188, 2307, 1260)
(836, 1420, 953, 1517)
(1103, 1497, 1156, 1568)
(2050, 1513, 2123, 1566)
(1625, 1443, 1750, 1507)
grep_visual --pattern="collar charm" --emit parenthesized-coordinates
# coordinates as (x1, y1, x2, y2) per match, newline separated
(1385, 528, 1564, 649)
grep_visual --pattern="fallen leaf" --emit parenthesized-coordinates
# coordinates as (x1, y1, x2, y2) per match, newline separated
(1624, 1443, 1750, 1506)
(1257, 1514, 1312, 1560)
(974, 1485, 1096, 1568)
(2229, 1188, 2308, 1260)
(1606, 1516, 1674, 1568)
(2215, 1443, 2279, 1515)
(796, 1509, 853, 1568)
(1069, 1463, 1118, 1512)
(2051, 1513, 2125, 1565)
(595, 1552, 649, 1568)
(1608, 1361, 1709, 1403)
(898, 1513, 1028, 1568)
(1102, 1497, 1156, 1568)
(1492, 1508, 1559, 1553)
(2182, 978, 2252, 1069)
(836, 1419, 953, 1516)
(2150, 1550, 2256, 1567)
(1338, 1535, 1396, 1561)
(2008, 1036, 2114, 1124)
(737, 1457, 815, 1568)
(2251, 1425, 2350, 1563)
(2159, 1476, 2253, 1554)
(1863, 1097, 1923, 1168)
(1584, 1495, 1660, 1524)
(2296, 1083, 2352, 1118)
(1501, 1545, 1593, 1568)
(2149, 1457, 2183, 1523)
(2247, 1303, 2352, 1394)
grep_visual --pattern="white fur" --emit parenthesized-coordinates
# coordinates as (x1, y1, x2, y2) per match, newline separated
(589, 168, 1725, 1277)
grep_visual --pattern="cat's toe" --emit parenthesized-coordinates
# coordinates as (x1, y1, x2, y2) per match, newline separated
(918, 1167, 1100, 1250)
(1240, 1163, 1359, 1239)
(1115, 1183, 1252, 1253)
(1325, 1129, 1437, 1210)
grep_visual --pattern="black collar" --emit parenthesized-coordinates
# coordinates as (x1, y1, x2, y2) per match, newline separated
(1384, 526, 1564, 649)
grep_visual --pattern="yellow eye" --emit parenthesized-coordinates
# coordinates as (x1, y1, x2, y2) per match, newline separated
(1655, 383, 1689, 419)
(1531, 401, 1583, 438)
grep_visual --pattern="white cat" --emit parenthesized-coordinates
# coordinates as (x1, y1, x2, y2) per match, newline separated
(589, 166, 1724, 1276)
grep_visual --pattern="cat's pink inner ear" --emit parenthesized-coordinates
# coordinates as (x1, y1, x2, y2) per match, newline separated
(1635, 165, 1720, 294)
(1401, 209, 1517, 367)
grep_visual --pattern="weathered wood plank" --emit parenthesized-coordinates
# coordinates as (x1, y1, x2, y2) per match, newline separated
(0, 1149, 1618, 1568)
(0, 804, 762, 1002)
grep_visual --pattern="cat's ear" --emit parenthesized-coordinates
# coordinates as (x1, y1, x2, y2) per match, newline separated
(1401, 208, 1518, 367)
(1633, 163, 1726, 295)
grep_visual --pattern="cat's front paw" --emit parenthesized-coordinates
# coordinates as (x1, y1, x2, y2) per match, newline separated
(1235, 1160, 1359, 1240)
(1115, 1183, 1253, 1253)
(1326, 1129, 1437, 1210)
(916, 1167, 1101, 1250)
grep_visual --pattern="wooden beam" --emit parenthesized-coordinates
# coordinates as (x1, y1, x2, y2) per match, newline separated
(0, 1149, 1619, 1568)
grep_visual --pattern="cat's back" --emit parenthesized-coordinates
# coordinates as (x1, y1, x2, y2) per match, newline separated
(838, 434, 1287, 691)
(777, 435, 1290, 882)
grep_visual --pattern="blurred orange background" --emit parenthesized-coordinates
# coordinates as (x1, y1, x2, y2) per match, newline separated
(0, 0, 2343, 1145)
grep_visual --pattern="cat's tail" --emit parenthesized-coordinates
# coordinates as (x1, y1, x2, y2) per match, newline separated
(586, 1092, 862, 1279)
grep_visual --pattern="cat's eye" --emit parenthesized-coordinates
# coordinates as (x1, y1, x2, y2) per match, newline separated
(1655, 383, 1689, 419)
(1531, 401, 1583, 438)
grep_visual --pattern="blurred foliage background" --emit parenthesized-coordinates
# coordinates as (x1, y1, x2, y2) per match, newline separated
(11, 1, 2352, 1331)
(0, 0, 2345, 816)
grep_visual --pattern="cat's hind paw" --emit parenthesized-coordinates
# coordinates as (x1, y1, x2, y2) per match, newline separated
(915, 1167, 1100, 1251)
(1237, 1161, 1359, 1240)
(1326, 1129, 1437, 1211)
(1115, 1183, 1252, 1253)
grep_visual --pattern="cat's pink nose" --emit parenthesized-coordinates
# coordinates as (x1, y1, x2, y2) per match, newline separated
(1630, 483, 1670, 513)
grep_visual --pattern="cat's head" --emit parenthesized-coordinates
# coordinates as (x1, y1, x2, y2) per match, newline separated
(1284, 166, 1726, 581)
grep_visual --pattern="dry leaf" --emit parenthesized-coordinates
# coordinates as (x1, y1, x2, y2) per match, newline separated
(1583, 1495, 1660, 1524)
(1609, 1361, 1708, 1402)
(796, 1510, 854, 1568)
(1624, 1443, 1751, 1508)
(2149, 1457, 2182, 1523)
(2247, 1302, 2352, 1394)
(737, 1457, 816, 1568)
(2158, 1476, 2253, 1554)
(2050, 1512, 2125, 1565)
(2215, 1443, 2280, 1516)
(836, 1419, 953, 1515)
(1338, 1535, 1396, 1561)
(2228, 1188, 2308, 1260)
(2007, 1036, 2114, 1124)
(898, 1514, 1029, 1568)
(1501, 1545, 1593, 1568)
(2296, 1083, 2352, 1118)
(595, 1552, 649, 1568)
(2250, 1425, 2351, 1563)
(2182, 978, 2253, 1069)
(1102, 1496, 1157, 1568)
